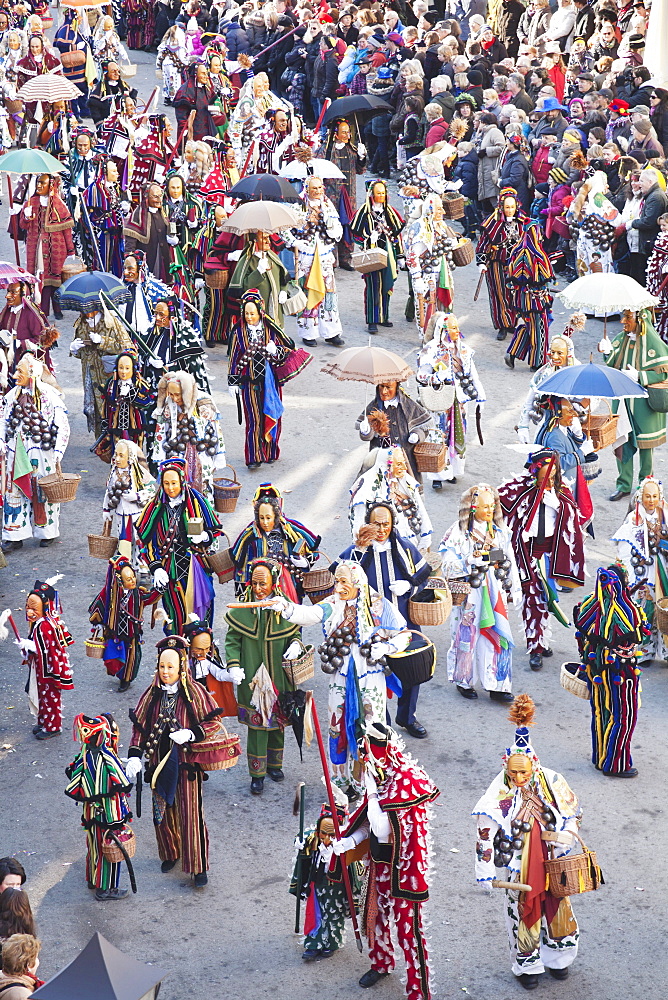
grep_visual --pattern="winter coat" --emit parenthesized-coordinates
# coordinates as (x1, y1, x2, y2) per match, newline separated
(429, 91, 455, 123)
(477, 125, 505, 201)
(245, 22, 268, 55)
(223, 21, 250, 58)
(531, 143, 553, 186)
(509, 89, 534, 114)
(545, 183, 571, 239)
(651, 104, 668, 153)
(454, 149, 479, 200)
(499, 148, 531, 210)
(0, 974, 36, 1000)
(425, 117, 449, 146)
(497, 0, 525, 57)
(313, 49, 340, 101)
(574, 5, 596, 40)
(630, 183, 668, 255)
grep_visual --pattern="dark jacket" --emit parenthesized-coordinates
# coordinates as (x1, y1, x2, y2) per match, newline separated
(223, 21, 250, 58)
(574, 4, 596, 40)
(509, 89, 534, 114)
(630, 183, 668, 254)
(246, 22, 269, 55)
(313, 49, 339, 101)
(496, 0, 525, 58)
(651, 105, 668, 153)
(454, 149, 479, 200)
(430, 90, 455, 123)
(499, 148, 531, 211)
(628, 83, 655, 109)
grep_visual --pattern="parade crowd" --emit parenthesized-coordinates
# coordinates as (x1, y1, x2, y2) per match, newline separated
(0, 0, 667, 996)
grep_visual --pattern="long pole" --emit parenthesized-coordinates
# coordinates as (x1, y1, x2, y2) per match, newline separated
(310, 694, 363, 953)
(6, 176, 20, 266)
(294, 781, 305, 934)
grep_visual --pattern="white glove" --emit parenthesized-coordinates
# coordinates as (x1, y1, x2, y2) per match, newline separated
(357, 142, 366, 157)
(120, 200, 131, 214)
(266, 340, 278, 355)
(626, 365, 638, 382)
(359, 417, 371, 435)
(267, 596, 289, 615)
(189, 531, 208, 545)
(166, 235, 178, 246)
(625, 219, 633, 231)
(407, 432, 419, 444)
(124, 757, 142, 780)
(187, 219, 198, 228)
(364, 767, 378, 798)
(228, 385, 239, 397)
(0, 439, 6, 456)
(412, 277, 427, 295)
(228, 249, 242, 261)
(102, 509, 113, 522)
(367, 793, 392, 839)
(598, 336, 613, 355)
(228, 666, 244, 685)
(24, 205, 33, 219)
(70, 185, 79, 195)
(149, 356, 164, 369)
(16, 638, 36, 654)
(256, 257, 270, 274)
(169, 728, 195, 744)
(69, 338, 84, 354)
(389, 580, 411, 596)
(290, 553, 309, 568)
(194, 277, 205, 290)
(76, 41, 86, 49)
(89, 331, 102, 344)
(369, 229, 379, 243)
(517, 426, 530, 445)
(370, 641, 390, 661)
(283, 640, 303, 660)
(332, 836, 356, 856)
(277, 290, 288, 305)
(478, 263, 487, 273)
(153, 567, 169, 589)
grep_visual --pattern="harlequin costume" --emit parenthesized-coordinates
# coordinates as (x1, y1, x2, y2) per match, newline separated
(135, 457, 222, 634)
(84, 157, 127, 277)
(498, 450, 586, 668)
(24, 577, 74, 738)
(475, 186, 528, 340)
(231, 483, 321, 601)
(331, 722, 439, 1000)
(505, 223, 555, 371)
(472, 696, 584, 986)
(128, 635, 224, 880)
(65, 714, 132, 900)
(228, 289, 311, 469)
(351, 182, 405, 333)
(224, 558, 301, 782)
(0, 286, 47, 371)
(573, 567, 648, 777)
(101, 352, 154, 455)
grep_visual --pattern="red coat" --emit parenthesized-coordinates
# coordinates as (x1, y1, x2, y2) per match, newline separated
(545, 183, 571, 239)
(30, 617, 74, 691)
(21, 194, 74, 287)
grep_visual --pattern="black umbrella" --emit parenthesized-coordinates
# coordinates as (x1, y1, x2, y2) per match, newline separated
(32, 933, 167, 1000)
(278, 689, 308, 760)
(226, 173, 301, 203)
(321, 95, 392, 128)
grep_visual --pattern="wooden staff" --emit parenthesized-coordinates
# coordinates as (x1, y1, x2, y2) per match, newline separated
(473, 268, 485, 302)
(492, 879, 532, 892)
(294, 781, 305, 933)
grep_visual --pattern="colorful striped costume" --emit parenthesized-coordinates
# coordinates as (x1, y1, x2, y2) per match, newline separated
(475, 187, 528, 336)
(351, 185, 404, 328)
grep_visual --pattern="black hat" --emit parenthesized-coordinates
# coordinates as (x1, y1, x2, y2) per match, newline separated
(628, 33, 645, 49)
(156, 635, 189, 654)
(423, 10, 439, 25)
(468, 69, 483, 86)
(578, 72, 594, 82)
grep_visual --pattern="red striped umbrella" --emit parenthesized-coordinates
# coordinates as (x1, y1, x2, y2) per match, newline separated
(0, 262, 37, 288)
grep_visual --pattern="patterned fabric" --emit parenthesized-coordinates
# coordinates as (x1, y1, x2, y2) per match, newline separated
(369, 862, 431, 1000)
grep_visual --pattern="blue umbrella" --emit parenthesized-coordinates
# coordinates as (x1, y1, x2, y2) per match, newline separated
(55, 270, 130, 313)
(539, 360, 647, 399)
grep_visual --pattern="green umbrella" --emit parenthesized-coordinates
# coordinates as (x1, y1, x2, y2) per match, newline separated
(0, 148, 67, 175)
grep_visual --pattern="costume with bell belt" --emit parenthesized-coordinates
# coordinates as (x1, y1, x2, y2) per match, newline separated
(498, 465, 585, 655)
(331, 756, 439, 1000)
(357, 388, 432, 483)
(231, 517, 320, 600)
(472, 765, 581, 978)
(475, 187, 527, 335)
(224, 603, 300, 777)
(27, 612, 74, 735)
(65, 721, 132, 892)
(604, 309, 668, 493)
(128, 671, 223, 875)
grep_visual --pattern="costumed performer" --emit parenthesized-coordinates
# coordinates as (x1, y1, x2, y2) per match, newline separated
(517, 317, 584, 445)
(100, 352, 154, 458)
(20, 173, 74, 318)
(504, 223, 555, 373)
(356, 380, 432, 485)
(404, 194, 457, 339)
(102, 439, 156, 559)
(316, 117, 367, 272)
(475, 186, 527, 343)
(69, 299, 134, 438)
(350, 447, 432, 553)
(351, 180, 405, 335)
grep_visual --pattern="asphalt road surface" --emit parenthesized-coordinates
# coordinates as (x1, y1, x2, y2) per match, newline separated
(0, 34, 666, 1000)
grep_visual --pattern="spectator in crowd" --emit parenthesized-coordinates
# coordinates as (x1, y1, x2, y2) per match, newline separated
(0, 936, 42, 1000)
(0, 864, 25, 895)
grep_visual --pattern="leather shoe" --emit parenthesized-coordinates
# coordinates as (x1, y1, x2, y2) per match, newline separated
(529, 653, 543, 671)
(542, 647, 554, 658)
(518, 974, 540, 990)
(368, 324, 378, 334)
(324, 335, 345, 347)
(397, 720, 427, 739)
(359, 969, 389, 988)
(267, 767, 284, 782)
(379, 321, 393, 328)
(602, 767, 638, 778)
(250, 777, 264, 795)
(1, 540, 22, 553)
(161, 859, 178, 873)
(39, 537, 57, 547)
(118, 680, 131, 692)
(95, 887, 128, 901)
(35, 728, 60, 740)
(247, 463, 262, 470)
(302, 337, 317, 346)
(489, 690, 514, 703)
(548, 968, 569, 980)
(339, 262, 355, 271)
(504, 354, 515, 369)
(432, 480, 443, 490)
(608, 490, 631, 502)
(193, 872, 208, 887)
(457, 685, 478, 699)
(496, 329, 507, 341)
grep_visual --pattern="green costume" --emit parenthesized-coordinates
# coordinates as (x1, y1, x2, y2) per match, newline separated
(224, 603, 300, 777)
(606, 309, 668, 493)
(228, 241, 289, 329)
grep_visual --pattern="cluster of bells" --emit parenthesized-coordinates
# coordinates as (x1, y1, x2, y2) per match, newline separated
(107, 472, 132, 510)
(580, 214, 616, 250)
(163, 414, 217, 457)
(493, 810, 556, 867)
(6, 400, 58, 451)
(318, 625, 355, 675)
(457, 371, 479, 401)
(469, 557, 514, 594)
(395, 497, 422, 539)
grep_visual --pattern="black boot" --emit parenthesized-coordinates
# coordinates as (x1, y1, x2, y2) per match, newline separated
(250, 776, 264, 795)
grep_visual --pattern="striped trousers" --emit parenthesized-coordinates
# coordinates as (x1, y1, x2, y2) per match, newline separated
(154, 768, 209, 874)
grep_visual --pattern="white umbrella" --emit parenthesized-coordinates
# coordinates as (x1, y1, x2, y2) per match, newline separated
(278, 158, 345, 180)
(221, 201, 299, 234)
(557, 273, 658, 316)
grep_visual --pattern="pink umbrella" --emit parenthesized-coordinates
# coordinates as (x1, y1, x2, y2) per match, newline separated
(0, 262, 37, 288)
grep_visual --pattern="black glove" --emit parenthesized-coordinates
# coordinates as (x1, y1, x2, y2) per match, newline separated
(478, 148, 487, 158)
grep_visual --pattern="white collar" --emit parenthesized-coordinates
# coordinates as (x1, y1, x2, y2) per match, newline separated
(372, 538, 391, 552)
(384, 396, 398, 407)
(148, 206, 159, 213)
(161, 681, 179, 693)
(9, 304, 22, 315)
(168, 493, 184, 507)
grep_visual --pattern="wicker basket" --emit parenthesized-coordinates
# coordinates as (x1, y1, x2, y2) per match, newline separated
(203, 534, 234, 584)
(655, 597, 668, 636)
(102, 825, 136, 863)
(352, 246, 388, 274)
(283, 642, 315, 685)
(185, 724, 242, 770)
(205, 269, 230, 289)
(544, 832, 603, 899)
(87, 519, 118, 560)
(38, 461, 81, 503)
(307, 585, 335, 604)
(61, 255, 86, 283)
(213, 466, 241, 513)
(442, 192, 465, 220)
(120, 63, 137, 78)
(418, 380, 455, 413)
(409, 580, 452, 626)
(449, 579, 471, 606)
(302, 551, 335, 597)
(560, 661, 589, 700)
(451, 239, 475, 267)
(585, 401, 618, 452)
(85, 629, 105, 659)
(413, 437, 446, 473)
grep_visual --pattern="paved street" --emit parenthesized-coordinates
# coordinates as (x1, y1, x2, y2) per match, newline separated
(0, 41, 667, 1000)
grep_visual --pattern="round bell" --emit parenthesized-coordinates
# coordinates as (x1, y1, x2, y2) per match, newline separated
(511, 838, 524, 851)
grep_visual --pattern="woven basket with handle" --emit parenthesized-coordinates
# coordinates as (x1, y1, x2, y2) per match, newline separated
(413, 437, 446, 473)
(655, 597, 668, 636)
(544, 831, 603, 899)
(451, 238, 475, 267)
(38, 461, 81, 503)
(449, 579, 471, 606)
(302, 550, 335, 596)
(409, 579, 453, 626)
(88, 519, 118, 560)
(213, 466, 241, 513)
(560, 661, 589, 700)
(442, 192, 465, 219)
(203, 532, 234, 583)
(85, 628, 105, 659)
(102, 825, 136, 862)
(205, 269, 230, 289)
(584, 401, 618, 452)
(282, 640, 315, 685)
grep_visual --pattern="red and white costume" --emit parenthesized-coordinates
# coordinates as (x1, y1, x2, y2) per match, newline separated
(26, 604, 74, 734)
